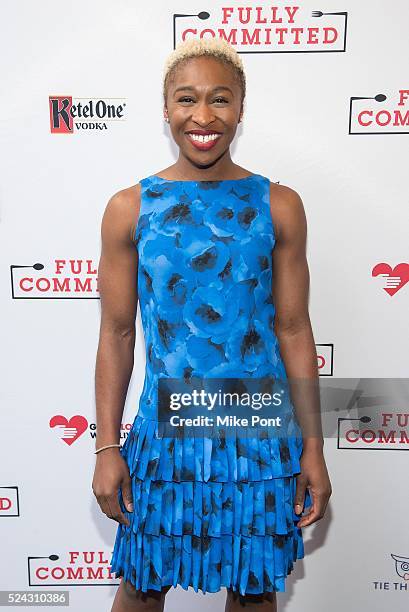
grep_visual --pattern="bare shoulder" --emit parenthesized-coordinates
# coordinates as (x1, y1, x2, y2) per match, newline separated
(269, 180, 307, 243)
(101, 183, 141, 245)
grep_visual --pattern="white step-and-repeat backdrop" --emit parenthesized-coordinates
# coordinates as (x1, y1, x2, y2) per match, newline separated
(1, 1, 408, 610)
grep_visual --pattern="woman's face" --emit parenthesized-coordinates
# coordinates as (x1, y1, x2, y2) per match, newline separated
(165, 56, 243, 164)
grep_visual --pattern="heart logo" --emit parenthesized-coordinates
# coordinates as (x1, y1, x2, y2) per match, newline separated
(49, 415, 88, 446)
(372, 262, 409, 296)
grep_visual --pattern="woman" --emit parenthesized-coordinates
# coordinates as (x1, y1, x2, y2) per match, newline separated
(92, 37, 332, 612)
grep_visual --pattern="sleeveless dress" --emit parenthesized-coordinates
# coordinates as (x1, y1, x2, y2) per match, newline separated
(109, 173, 312, 595)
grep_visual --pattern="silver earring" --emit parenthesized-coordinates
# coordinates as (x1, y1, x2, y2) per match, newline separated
(164, 116, 169, 122)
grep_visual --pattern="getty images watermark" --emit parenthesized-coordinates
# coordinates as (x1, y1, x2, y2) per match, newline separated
(167, 385, 284, 427)
(155, 377, 409, 447)
(157, 376, 307, 439)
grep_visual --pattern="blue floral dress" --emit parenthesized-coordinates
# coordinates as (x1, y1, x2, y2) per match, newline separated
(109, 173, 312, 595)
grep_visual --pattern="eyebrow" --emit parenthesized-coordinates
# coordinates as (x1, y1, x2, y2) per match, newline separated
(173, 85, 233, 95)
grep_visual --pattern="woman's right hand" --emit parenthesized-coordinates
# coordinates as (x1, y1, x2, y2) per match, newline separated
(92, 448, 133, 527)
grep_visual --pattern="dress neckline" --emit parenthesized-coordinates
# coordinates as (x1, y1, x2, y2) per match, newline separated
(149, 173, 260, 183)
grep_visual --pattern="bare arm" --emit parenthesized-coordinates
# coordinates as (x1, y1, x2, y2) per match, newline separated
(95, 186, 140, 448)
(270, 182, 322, 448)
(270, 182, 332, 526)
(92, 184, 140, 525)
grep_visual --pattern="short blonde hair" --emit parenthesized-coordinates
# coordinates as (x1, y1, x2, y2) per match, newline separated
(163, 38, 246, 106)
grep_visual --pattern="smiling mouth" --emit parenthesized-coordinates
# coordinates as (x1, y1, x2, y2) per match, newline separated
(186, 132, 222, 144)
(185, 132, 223, 151)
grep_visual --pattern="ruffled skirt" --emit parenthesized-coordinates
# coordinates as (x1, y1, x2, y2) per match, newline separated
(110, 414, 312, 595)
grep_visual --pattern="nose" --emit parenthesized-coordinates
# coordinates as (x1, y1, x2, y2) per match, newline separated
(191, 101, 216, 126)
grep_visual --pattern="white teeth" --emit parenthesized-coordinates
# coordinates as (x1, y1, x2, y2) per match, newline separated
(188, 133, 220, 143)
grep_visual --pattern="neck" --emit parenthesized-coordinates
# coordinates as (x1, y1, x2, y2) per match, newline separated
(168, 153, 241, 181)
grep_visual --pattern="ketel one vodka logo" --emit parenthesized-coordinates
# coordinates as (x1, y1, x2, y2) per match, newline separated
(173, 6, 348, 52)
(28, 551, 119, 586)
(49, 96, 126, 133)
